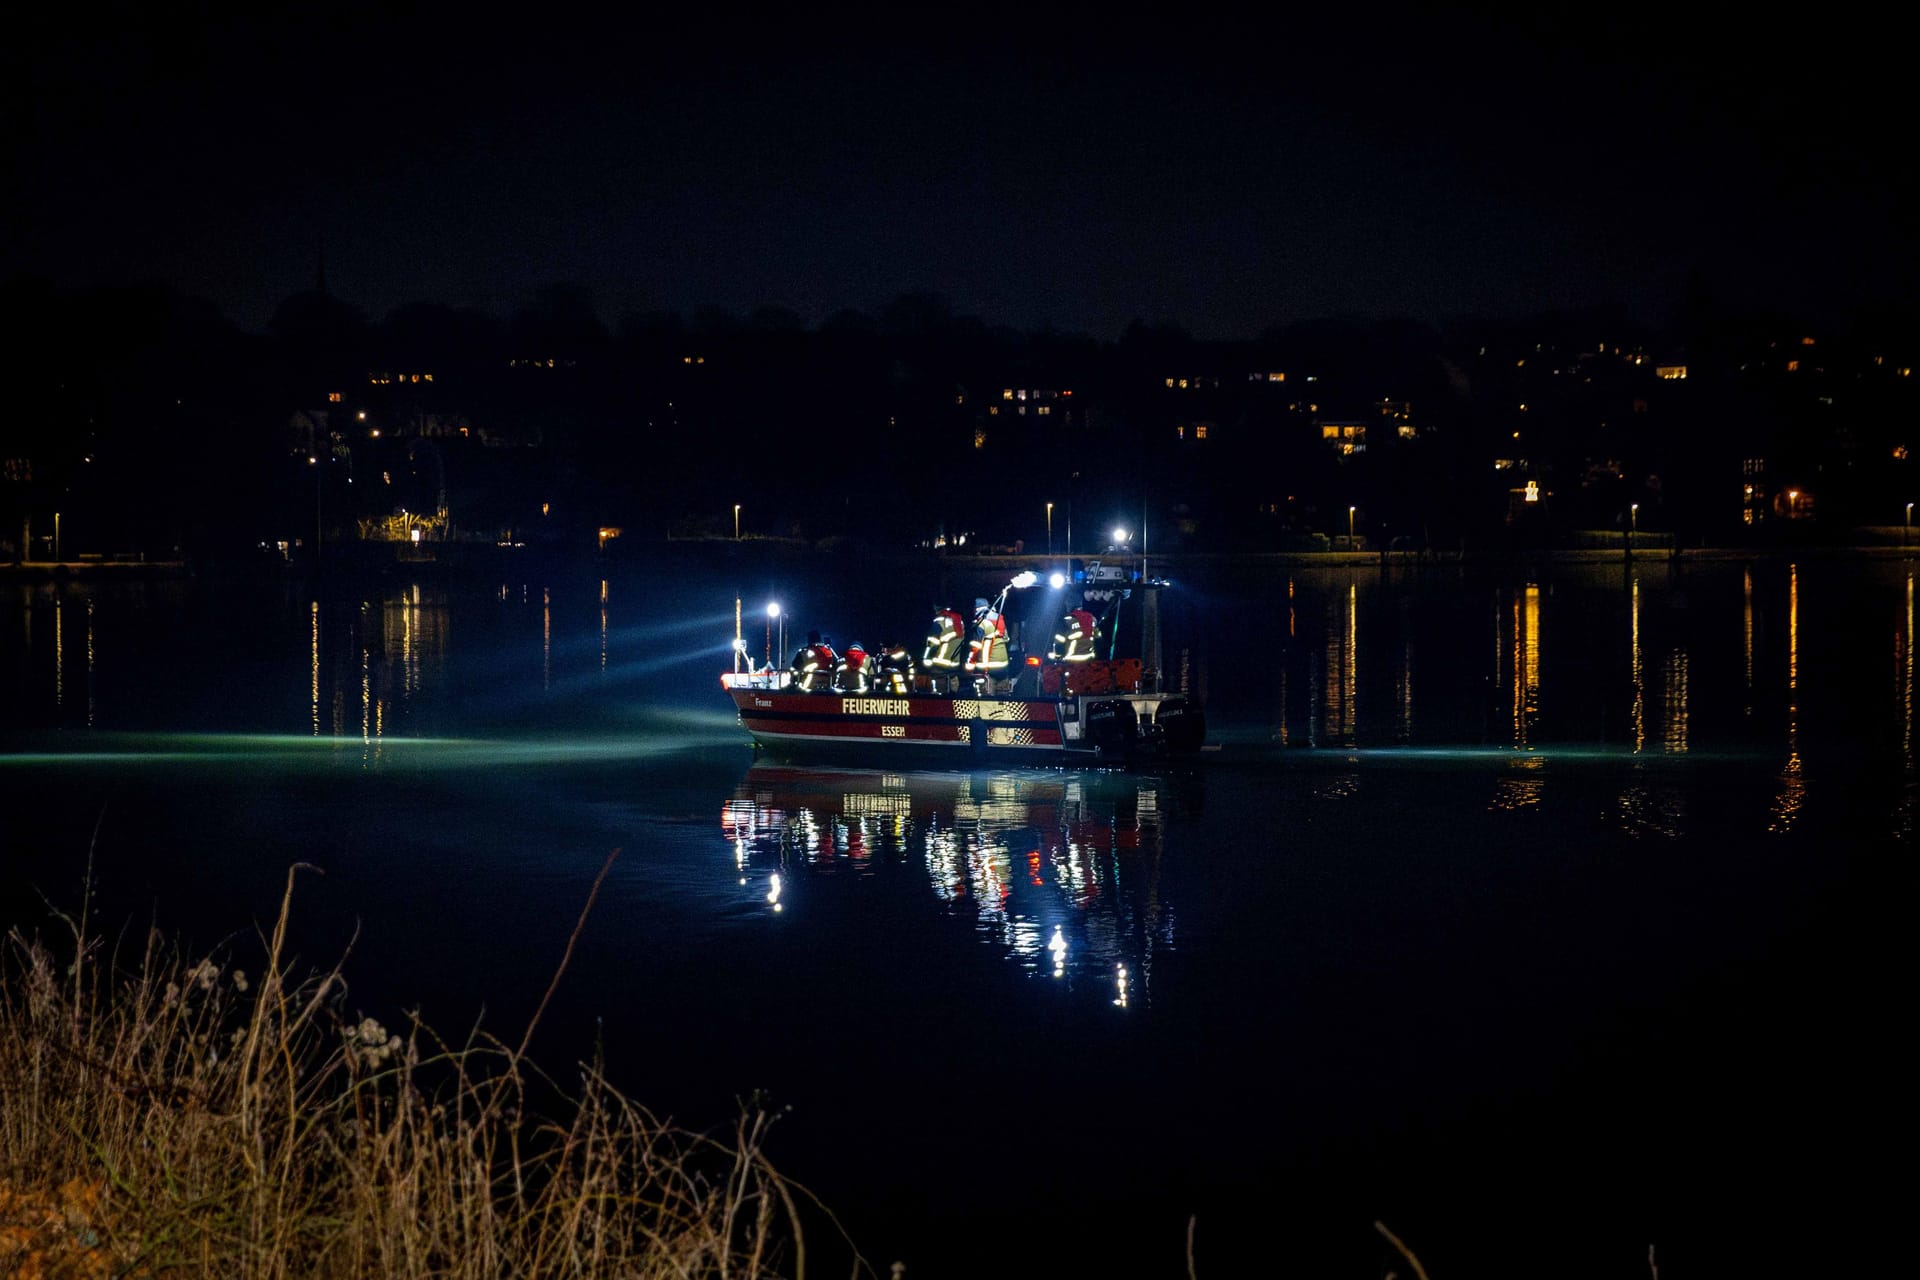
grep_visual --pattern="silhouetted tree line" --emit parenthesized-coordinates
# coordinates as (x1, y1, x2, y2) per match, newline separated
(3, 274, 1916, 565)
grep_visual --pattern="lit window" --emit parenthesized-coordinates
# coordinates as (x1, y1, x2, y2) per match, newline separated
(1786, 359, 1800, 372)
(1003, 389, 1014, 400)
(1195, 425, 1208, 440)
(989, 405, 999, 415)
(1269, 372, 1284, 382)
(1037, 405, 1051, 415)
(327, 391, 343, 403)
(974, 428, 987, 449)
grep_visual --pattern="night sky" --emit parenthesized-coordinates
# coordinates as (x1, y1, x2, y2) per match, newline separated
(6, 5, 1910, 338)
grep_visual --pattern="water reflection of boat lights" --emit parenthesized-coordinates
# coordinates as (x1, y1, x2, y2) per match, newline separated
(720, 769, 1179, 1006)
(767, 873, 782, 912)
(1489, 754, 1546, 810)
(1115, 963, 1130, 1009)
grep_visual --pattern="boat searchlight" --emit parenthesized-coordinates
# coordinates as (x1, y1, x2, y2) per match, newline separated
(1048, 571, 1067, 589)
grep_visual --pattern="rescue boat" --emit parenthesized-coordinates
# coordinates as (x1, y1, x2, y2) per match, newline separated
(720, 564, 1206, 766)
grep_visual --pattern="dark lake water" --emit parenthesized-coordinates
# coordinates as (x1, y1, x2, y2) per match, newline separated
(0, 553, 1908, 1277)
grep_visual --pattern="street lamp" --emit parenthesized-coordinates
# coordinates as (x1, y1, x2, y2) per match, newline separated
(734, 504, 741, 540)
(1906, 501, 1913, 547)
(1348, 505, 1356, 547)
(53, 511, 60, 563)
(1046, 502, 1054, 556)
(766, 601, 782, 668)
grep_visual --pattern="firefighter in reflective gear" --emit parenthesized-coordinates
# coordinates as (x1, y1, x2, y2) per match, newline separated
(791, 631, 837, 692)
(1048, 607, 1099, 663)
(922, 609, 966, 692)
(965, 598, 1010, 676)
(876, 641, 916, 695)
(831, 643, 871, 694)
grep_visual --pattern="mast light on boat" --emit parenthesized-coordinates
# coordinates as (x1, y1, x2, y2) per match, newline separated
(766, 602, 781, 618)
(1113, 527, 1130, 544)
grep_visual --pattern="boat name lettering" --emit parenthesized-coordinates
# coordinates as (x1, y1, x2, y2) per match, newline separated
(754, 699, 773, 708)
(843, 698, 912, 716)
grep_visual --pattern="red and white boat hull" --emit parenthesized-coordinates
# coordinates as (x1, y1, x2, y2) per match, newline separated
(723, 683, 1067, 761)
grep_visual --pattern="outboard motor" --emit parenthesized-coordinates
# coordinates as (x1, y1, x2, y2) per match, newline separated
(1152, 697, 1207, 756)
(1084, 699, 1140, 759)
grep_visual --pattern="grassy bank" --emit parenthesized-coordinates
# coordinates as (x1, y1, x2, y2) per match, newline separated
(0, 862, 817, 1278)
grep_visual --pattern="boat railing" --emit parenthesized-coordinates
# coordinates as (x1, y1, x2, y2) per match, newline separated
(722, 670, 793, 691)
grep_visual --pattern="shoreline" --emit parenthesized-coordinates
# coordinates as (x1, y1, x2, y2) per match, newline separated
(7, 538, 1920, 585)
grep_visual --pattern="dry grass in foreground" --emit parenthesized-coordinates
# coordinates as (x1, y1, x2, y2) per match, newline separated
(0, 859, 829, 1278)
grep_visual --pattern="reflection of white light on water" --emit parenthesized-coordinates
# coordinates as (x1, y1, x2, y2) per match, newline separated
(1114, 963, 1130, 1008)
(310, 601, 321, 736)
(85, 599, 95, 727)
(767, 872, 783, 911)
(1048, 925, 1067, 978)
